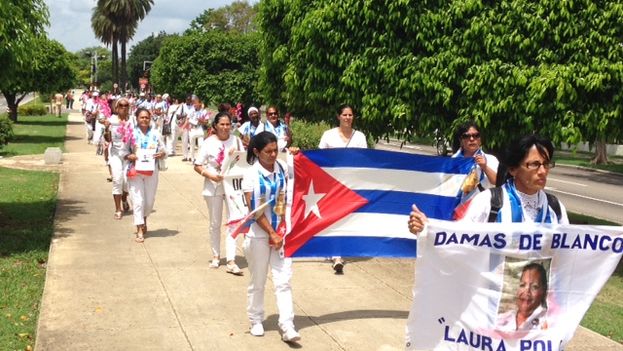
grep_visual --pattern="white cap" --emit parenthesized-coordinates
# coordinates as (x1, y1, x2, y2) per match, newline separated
(248, 106, 259, 115)
(162, 93, 169, 100)
(139, 92, 145, 97)
(92, 91, 99, 97)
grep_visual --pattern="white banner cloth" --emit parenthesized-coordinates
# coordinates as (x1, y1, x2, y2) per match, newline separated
(406, 219, 623, 351)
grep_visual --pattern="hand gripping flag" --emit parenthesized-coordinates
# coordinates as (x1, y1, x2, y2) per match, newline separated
(284, 148, 474, 257)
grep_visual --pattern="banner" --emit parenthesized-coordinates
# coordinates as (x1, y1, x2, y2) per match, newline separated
(222, 150, 289, 235)
(406, 219, 623, 351)
(284, 149, 474, 257)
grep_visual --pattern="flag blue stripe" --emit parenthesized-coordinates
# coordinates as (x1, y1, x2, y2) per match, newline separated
(354, 190, 458, 220)
(291, 236, 417, 258)
(304, 148, 473, 174)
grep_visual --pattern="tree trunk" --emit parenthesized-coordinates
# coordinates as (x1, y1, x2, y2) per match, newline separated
(4, 92, 18, 122)
(121, 41, 127, 92)
(112, 35, 119, 86)
(591, 139, 609, 164)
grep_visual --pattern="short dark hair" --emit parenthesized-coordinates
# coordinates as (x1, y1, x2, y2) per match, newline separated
(337, 104, 355, 116)
(212, 111, 231, 129)
(247, 131, 277, 164)
(134, 107, 151, 118)
(505, 134, 554, 169)
(453, 120, 481, 152)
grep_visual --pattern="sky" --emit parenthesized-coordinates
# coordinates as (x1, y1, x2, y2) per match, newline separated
(44, 0, 256, 53)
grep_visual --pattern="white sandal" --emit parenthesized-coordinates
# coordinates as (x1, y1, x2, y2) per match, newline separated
(226, 263, 243, 276)
(209, 258, 220, 269)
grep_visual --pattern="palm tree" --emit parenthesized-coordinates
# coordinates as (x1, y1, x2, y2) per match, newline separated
(95, 0, 154, 91)
(91, 7, 119, 85)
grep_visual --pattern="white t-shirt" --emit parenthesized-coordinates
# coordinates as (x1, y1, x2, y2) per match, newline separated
(107, 114, 134, 158)
(194, 134, 243, 196)
(318, 128, 367, 149)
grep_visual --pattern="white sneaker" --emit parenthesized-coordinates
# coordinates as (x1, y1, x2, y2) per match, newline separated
(250, 323, 264, 336)
(209, 258, 220, 269)
(281, 327, 301, 342)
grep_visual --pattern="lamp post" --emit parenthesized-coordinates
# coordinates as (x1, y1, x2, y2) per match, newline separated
(86, 51, 107, 90)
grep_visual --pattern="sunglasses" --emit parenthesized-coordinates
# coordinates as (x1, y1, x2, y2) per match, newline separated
(118, 103, 129, 107)
(461, 132, 480, 140)
(268, 112, 278, 116)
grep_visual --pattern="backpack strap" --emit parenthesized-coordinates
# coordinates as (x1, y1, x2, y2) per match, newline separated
(545, 193, 562, 221)
(488, 187, 503, 223)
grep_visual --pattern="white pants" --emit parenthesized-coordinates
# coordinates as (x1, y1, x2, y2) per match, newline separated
(181, 129, 191, 159)
(168, 124, 183, 155)
(109, 155, 127, 195)
(128, 171, 159, 226)
(189, 127, 204, 161)
(204, 195, 238, 261)
(243, 237, 294, 329)
(92, 121, 105, 147)
(84, 121, 93, 142)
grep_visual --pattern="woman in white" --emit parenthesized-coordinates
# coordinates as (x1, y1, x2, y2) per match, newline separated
(318, 104, 367, 274)
(103, 98, 133, 219)
(188, 96, 209, 162)
(124, 108, 167, 242)
(193, 112, 245, 275)
(163, 96, 180, 156)
(318, 104, 367, 149)
(256, 105, 292, 152)
(179, 95, 194, 161)
(451, 121, 499, 204)
(241, 131, 300, 342)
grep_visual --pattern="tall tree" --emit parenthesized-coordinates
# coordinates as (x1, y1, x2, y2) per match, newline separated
(95, 0, 153, 91)
(1, 38, 76, 121)
(259, 0, 623, 163)
(150, 31, 260, 105)
(91, 6, 119, 85)
(0, 0, 49, 121)
(187, 1, 258, 34)
(126, 32, 172, 89)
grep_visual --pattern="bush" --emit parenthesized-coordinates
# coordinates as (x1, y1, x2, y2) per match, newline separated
(0, 115, 14, 149)
(18, 103, 48, 116)
(291, 119, 331, 150)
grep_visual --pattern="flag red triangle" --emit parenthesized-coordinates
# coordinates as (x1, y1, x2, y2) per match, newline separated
(285, 152, 368, 256)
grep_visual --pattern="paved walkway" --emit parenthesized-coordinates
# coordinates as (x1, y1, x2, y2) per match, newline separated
(33, 111, 623, 350)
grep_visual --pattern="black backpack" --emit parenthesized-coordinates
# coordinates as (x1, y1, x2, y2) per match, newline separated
(488, 187, 561, 223)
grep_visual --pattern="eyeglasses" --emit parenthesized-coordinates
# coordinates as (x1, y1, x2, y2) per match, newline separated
(118, 104, 129, 107)
(525, 161, 555, 170)
(268, 112, 278, 116)
(461, 133, 480, 140)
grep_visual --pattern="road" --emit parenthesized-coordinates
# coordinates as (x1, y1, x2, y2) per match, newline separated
(376, 141, 623, 225)
(0, 92, 37, 112)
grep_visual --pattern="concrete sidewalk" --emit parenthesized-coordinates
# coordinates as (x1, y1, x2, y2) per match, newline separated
(35, 112, 623, 350)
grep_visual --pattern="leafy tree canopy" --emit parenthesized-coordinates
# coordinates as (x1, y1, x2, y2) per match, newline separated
(127, 31, 173, 89)
(259, 0, 623, 154)
(150, 30, 261, 106)
(0, 0, 49, 86)
(187, 0, 258, 34)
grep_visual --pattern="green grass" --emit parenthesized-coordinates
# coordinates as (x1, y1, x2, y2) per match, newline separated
(569, 211, 623, 344)
(0, 167, 59, 350)
(0, 114, 68, 157)
(556, 150, 623, 174)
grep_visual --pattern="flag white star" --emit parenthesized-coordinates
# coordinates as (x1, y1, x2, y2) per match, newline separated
(303, 181, 326, 219)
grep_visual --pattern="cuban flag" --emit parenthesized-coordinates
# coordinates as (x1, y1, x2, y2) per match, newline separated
(284, 149, 474, 258)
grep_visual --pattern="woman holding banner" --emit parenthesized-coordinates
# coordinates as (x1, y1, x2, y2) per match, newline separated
(194, 112, 245, 275)
(409, 134, 569, 231)
(451, 121, 498, 204)
(241, 131, 300, 342)
(318, 104, 368, 274)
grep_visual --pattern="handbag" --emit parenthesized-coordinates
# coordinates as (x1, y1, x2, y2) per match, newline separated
(162, 122, 171, 136)
(158, 158, 167, 171)
(127, 163, 137, 178)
